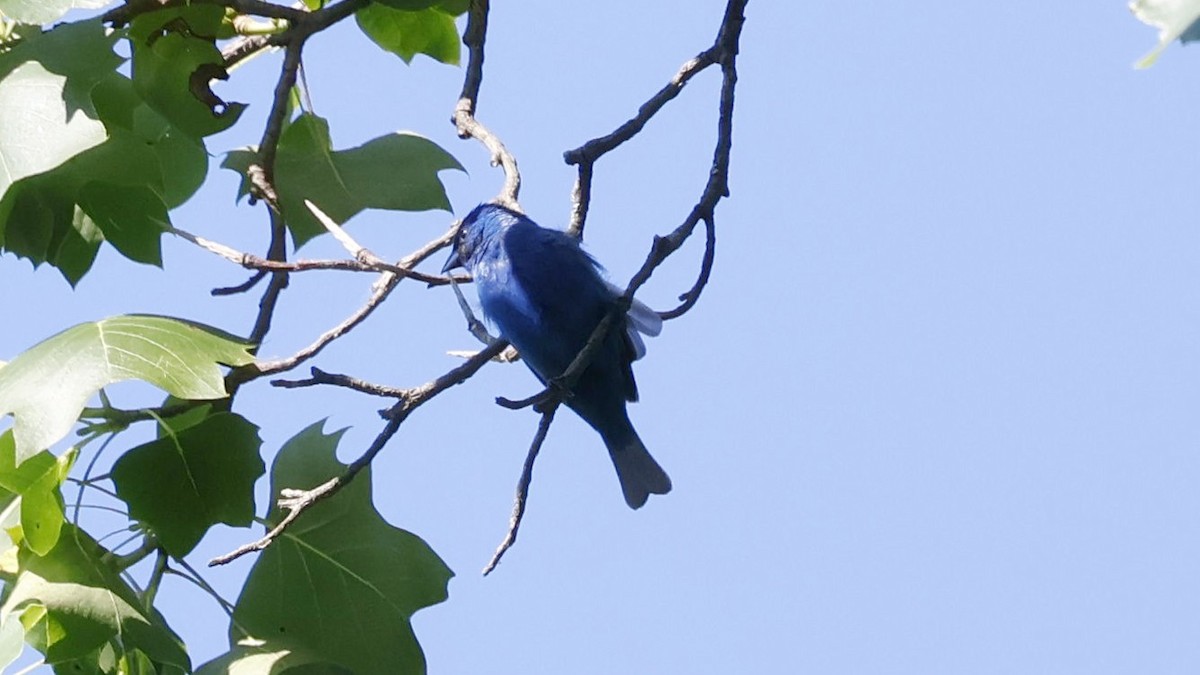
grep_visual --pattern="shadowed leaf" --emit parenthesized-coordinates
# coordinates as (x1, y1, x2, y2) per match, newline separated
(112, 412, 264, 557)
(222, 113, 462, 246)
(129, 6, 247, 138)
(0, 526, 189, 667)
(199, 421, 451, 675)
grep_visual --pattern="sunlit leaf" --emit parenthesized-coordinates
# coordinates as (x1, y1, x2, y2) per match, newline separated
(112, 412, 264, 557)
(195, 640, 352, 675)
(0, 431, 74, 555)
(1131, 0, 1200, 67)
(0, 20, 119, 206)
(357, 3, 462, 65)
(55, 640, 190, 675)
(0, 611, 22, 673)
(222, 113, 462, 246)
(213, 421, 451, 675)
(0, 21, 208, 282)
(0, 315, 255, 463)
(0, 0, 113, 24)
(0, 526, 189, 667)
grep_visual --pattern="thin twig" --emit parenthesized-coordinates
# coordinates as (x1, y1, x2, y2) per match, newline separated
(168, 558, 237, 615)
(212, 270, 267, 296)
(103, 0, 308, 27)
(447, 276, 521, 362)
(452, 0, 521, 210)
(170, 224, 467, 285)
(564, 48, 721, 238)
(233, 222, 461, 383)
(247, 209, 291, 346)
(483, 406, 555, 575)
(658, 213, 716, 320)
(272, 367, 408, 397)
(210, 340, 509, 566)
(544, 0, 746, 396)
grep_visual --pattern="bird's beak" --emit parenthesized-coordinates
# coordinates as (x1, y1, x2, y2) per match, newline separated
(441, 247, 463, 274)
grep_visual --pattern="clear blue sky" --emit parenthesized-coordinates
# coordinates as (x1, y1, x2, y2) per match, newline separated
(5, 1, 1200, 672)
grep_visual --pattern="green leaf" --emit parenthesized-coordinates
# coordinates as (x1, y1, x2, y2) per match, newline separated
(357, 3, 462, 65)
(0, 22, 208, 282)
(372, 0, 468, 13)
(196, 640, 353, 675)
(55, 640, 190, 674)
(89, 72, 210, 209)
(0, 315, 255, 464)
(0, 430, 74, 555)
(222, 113, 463, 246)
(75, 182, 169, 266)
(214, 421, 451, 675)
(0, 20, 120, 205)
(1131, 0, 1200, 67)
(129, 6, 247, 138)
(156, 399, 214, 436)
(0, 611, 23, 673)
(111, 412, 264, 557)
(0, 0, 114, 24)
(50, 207, 105, 286)
(0, 526, 189, 668)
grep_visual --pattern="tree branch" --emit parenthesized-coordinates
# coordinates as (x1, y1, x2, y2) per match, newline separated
(210, 340, 509, 566)
(483, 406, 555, 575)
(658, 213, 716, 320)
(498, 0, 746, 475)
(272, 367, 409, 398)
(452, 0, 521, 210)
(563, 46, 721, 238)
(103, 0, 307, 27)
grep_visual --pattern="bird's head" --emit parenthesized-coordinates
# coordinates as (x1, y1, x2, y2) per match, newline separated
(441, 202, 520, 273)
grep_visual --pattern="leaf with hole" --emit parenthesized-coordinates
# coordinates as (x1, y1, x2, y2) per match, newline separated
(129, 5, 247, 138)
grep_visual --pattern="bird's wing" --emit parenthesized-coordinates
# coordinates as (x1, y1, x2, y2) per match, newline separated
(604, 281, 662, 361)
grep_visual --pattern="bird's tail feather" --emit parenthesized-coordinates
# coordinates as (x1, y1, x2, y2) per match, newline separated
(606, 430, 671, 509)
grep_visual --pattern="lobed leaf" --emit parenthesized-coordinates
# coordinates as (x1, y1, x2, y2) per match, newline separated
(200, 421, 452, 675)
(0, 20, 211, 282)
(223, 113, 463, 247)
(129, 6, 247, 138)
(0, 525, 189, 668)
(0, 315, 255, 464)
(0, 0, 114, 25)
(111, 412, 264, 557)
(0, 20, 119, 205)
(357, 2, 464, 65)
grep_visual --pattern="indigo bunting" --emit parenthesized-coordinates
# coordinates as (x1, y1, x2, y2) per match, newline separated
(443, 203, 672, 508)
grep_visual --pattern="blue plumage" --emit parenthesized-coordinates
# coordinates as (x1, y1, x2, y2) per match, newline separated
(443, 203, 671, 508)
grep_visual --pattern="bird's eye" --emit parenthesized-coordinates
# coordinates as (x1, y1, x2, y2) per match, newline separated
(456, 227, 473, 258)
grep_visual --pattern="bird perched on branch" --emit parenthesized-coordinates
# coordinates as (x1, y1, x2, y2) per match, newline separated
(443, 203, 671, 508)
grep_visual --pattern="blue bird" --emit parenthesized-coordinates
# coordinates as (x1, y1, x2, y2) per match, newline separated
(442, 203, 672, 508)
